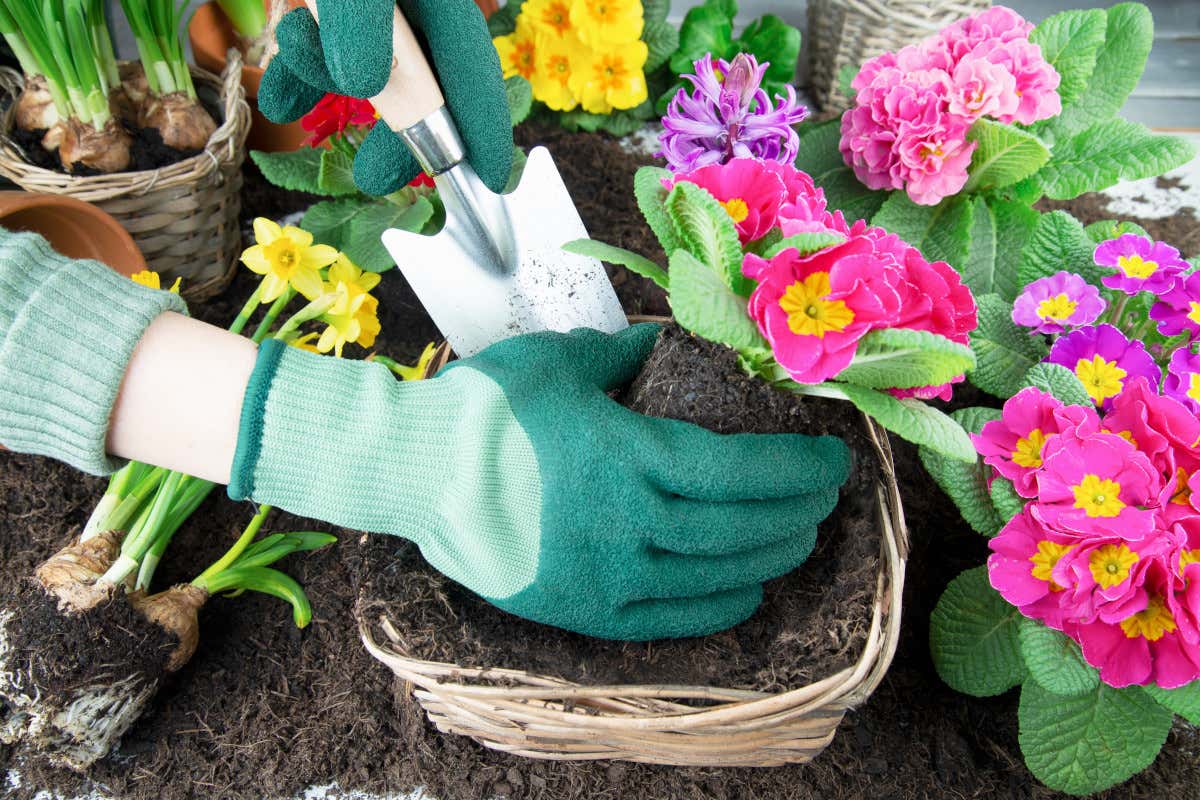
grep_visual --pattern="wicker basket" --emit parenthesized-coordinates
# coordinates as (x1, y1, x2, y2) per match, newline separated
(0, 51, 251, 301)
(808, 0, 991, 112)
(359, 342, 908, 767)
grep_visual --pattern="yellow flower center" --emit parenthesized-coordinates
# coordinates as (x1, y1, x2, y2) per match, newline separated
(1188, 373, 1200, 406)
(720, 198, 749, 224)
(1088, 543, 1139, 589)
(1173, 468, 1194, 506)
(1012, 428, 1048, 469)
(1120, 595, 1176, 641)
(1101, 428, 1138, 448)
(593, 54, 629, 89)
(1075, 355, 1127, 404)
(265, 238, 299, 276)
(512, 39, 536, 79)
(919, 143, 944, 159)
(1180, 549, 1200, 572)
(1036, 293, 1078, 322)
(539, 1, 571, 34)
(1188, 301, 1200, 327)
(1116, 254, 1158, 279)
(547, 53, 571, 83)
(779, 272, 856, 339)
(1072, 474, 1125, 518)
(1030, 540, 1074, 591)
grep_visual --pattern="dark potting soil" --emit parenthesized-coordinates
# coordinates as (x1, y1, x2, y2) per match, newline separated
(2, 128, 1199, 800)
(8, 124, 200, 176)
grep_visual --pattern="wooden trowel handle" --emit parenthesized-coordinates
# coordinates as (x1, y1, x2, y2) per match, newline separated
(302, 0, 446, 131)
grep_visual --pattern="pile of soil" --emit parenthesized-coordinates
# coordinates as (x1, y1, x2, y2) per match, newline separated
(1, 127, 1198, 800)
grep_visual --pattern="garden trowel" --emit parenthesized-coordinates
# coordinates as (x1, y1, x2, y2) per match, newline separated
(304, 1, 627, 356)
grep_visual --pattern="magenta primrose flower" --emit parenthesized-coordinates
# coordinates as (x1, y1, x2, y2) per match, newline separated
(1045, 324, 1161, 409)
(1104, 377, 1200, 480)
(1094, 233, 1188, 295)
(1165, 348, 1200, 415)
(1011, 271, 1105, 334)
(669, 158, 789, 244)
(658, 53, 808, 173)
(988, 508, 1076, 630)
(1150, 270, 1200, 340)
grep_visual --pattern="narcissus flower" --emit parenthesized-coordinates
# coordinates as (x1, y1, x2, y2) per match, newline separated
(325, 254, 381, 304)
(300, 93, 377, 147)
(1165, 348, 1200, 415)
(1045, 324, 1161, 409)
(317, 286, 381, 357)
(241, 218, 339, 302)
(1150, 271, 1200, 341)
(130, 270, 182, 294)
(1011, 272, 1105, 334)
(569, 0, 644, 46)
(567, 38, 648, 113)
(1094, 233, 1188, 296)
(494, 17, 539, 81)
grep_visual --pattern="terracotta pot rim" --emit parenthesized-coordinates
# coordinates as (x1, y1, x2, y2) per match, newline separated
(0, 191, 146, 276)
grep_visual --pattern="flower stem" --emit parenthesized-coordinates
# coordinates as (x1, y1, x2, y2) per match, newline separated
(99, 465, 167, 533)
(228, 282, 265, 336)
(251, 287, 296, 344)
(194, 504, 272, 585)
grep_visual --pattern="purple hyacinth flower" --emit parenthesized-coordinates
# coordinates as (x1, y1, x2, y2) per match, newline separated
(1165, 348, 1200, 415)
(1011, 271, 1106, 334)
(657, 53, 808, 173)
(1150, 270, 1200, 340)
(1094, 233, 1188, 295)
(1045, 324, 1161, 410)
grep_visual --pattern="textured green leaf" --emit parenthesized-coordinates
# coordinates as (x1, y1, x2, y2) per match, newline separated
(1085, 219, 1149, 245)
(796, 119, 885, 224)
(762, 231, 845, 259)
(931, 566, 1027, 696)
(300, 198, 364, 251)
(250, 148, 324, 194)
(341, 197, 435, 273)
(990, 477, 1025, 522)
(669, 249, 767, 353)
(1023, 362, 1091, 407)
(486, 0, 523, 37)
(962, 196, 997, 297)
(642, 0, 670, 24)
(964, 120, 1050, 193)
(837, 63, 857, 101)
(642, 20, 680, 73)
(1035, 119, 1195, 201)
(872, 193, 973, 271)
(1017, 210, 1100, 289)
(919, 407, 1004, 536)
(1019, 682, 1171, 795)
(505, 75, 532, 126)
(833, 384, 976, 461)
(968, 294, 1050, 400)
(318, 149, 358, 197)
(598, 98, 656, 136)
(634, 166, 681, 253)
(987, 199, 1040, 302)
(816, 169, 885, 225)
(1144, 681, 1200, 725)
(1028, 9, 1107, 115)
(837, 328, 975, 391)
(562, 239, 668, 290)
(1019, 618, 1100, 697)
(670, 2, 734, 75)
(734, 15, 801, 86)
(1050, 3, 1154, 140)
(666, 181, 747, 294)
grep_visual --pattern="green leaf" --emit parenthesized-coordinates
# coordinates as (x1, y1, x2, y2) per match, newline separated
(301, 198, 364, 251)
(1050, 3, 1154, 140)
(919, 407, 1005, 536)
(930, 566, 1027, 696)
(1019, 682, 1172, 795)
(1144, 681, 1200, 725)
(1028, 9, 1107, 115)
(1085, 219, 1149, 245)
(762, 231, 845, 259)
(872, 193, 974, 271)
(1018, 617, 1100, 697)
(986, 198, 1040, 302)
(642, 0, 670, 23)
(317, 149, 359, 197)
(836, 328, 975, 391)
(1022, 362, 1091, 407)
(666, 181, 747, 294)
(1036, 119, 1196, 201)
(733, 15, 800, 86)
(634, 166, 681, 253)
(963, 119, 1050, 194)
(642, 20, 679, 73)
(816, 169, 885, 225)
(962, 196, 997, 298)
(833, 384, 976, 461)
(486, 0, 523, 37)
(1016, 210, 1101, 289)
(563, 239, 669, 290)
(797, 119, 886, 224)
(670, 3, 734, 75)
(250, 148, 324, 194)
(505, 75, 533, 127)
(341, 197, 436, 273)
(836, 63, 857, 101)
(668, 249, 767, 353)
(219, 566, 316, 629)
(990, 477, 1025, 522)
(968, 294, 1049, 400)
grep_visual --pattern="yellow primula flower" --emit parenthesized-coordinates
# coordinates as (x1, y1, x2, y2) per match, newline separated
(241, 218, 338, 303)
(130, 270, 183, 293)
(326, 254, 381, 302)
(317, 284, 382, 358)
(567, 38, 648, 113)
(524, 0, 574, 36)
(531, 29, 581, 111)
(494, 16, 538, 81)
(569, 0, 644, 46)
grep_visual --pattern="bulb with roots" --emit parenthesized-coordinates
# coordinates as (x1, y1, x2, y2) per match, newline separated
(139, 93, 217, 152)
(113, 62, 150, 125)
(59, 117, 133, 173)
(14, 76, 60, 137)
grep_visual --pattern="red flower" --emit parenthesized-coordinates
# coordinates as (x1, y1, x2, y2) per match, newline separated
(300, 93, 378, 147)
(408, 172, 435, 188)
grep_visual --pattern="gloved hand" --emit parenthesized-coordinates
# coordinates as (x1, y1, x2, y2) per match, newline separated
(258, 0, 513, 196)
(230, 324, 852, 640)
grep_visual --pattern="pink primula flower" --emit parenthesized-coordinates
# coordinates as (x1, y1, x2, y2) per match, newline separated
(980, 38, 1062, 125)
(765, 161, 851, 237)
(927, 5, 1034, 68)
(1051, 533, 1174, 626)
(1103, 377, 1200, 479)
(1011, 271, 1105, 334)
(948, 53, 1019, 121)
(1150, 271, 1200, 341)
(1046, 324, 1162, 410)
(988, 508, 1075, 630)
(669, 159, 788, 244)
(1165, 348, 1200, 415)
(1094, 234, 1189, 296)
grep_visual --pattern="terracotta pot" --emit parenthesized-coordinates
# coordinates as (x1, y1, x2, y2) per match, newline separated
(0, 191, 145, 276)
(188, 0, 499, 154)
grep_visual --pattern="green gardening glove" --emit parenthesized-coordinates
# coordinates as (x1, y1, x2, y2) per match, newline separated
(258, 0, 512, 196)
(229, 324, 852, 640)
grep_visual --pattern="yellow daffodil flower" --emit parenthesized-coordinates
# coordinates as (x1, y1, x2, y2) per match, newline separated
(569, 0, 644, 46)
(325, 254, 381, 302)
(524, 0, 574, 37)
(289, 332, 323, 354)
(317, 284, 382, 358)
(130, 271, 183, 293)
(568, 39, 648, 113)
(531, 29, 581, 111)
(494, 16, 538, 81)
(241, 218, 339, 303)
(394, 342, 439, 381)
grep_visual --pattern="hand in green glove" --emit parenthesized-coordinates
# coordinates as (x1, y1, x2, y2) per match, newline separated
(258, 0, 512, 196)
(231, 324, 852, 640)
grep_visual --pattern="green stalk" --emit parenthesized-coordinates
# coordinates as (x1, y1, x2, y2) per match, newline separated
(100, 465, 166, 533)
(134, 477, 214, 590)
(215, 0, 265, 38)
(118, 0, 177, 94)
(80, 461, 147, 540)
(87, 0, 118, 93)
(194, 504, 272, 586)
(251, 287, 296, 343)
(101, 470, 183, 584)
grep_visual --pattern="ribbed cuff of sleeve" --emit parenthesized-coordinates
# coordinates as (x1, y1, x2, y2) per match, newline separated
(0, 231, 187, 475)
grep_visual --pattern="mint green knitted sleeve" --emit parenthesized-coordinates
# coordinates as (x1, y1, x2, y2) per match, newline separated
(0, 229, 187, 474)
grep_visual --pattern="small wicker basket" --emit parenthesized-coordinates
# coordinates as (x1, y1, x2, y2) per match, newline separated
(0, 51, 251, 301)
(807, 0, 992, 112)
(360, 340, 908, 767)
